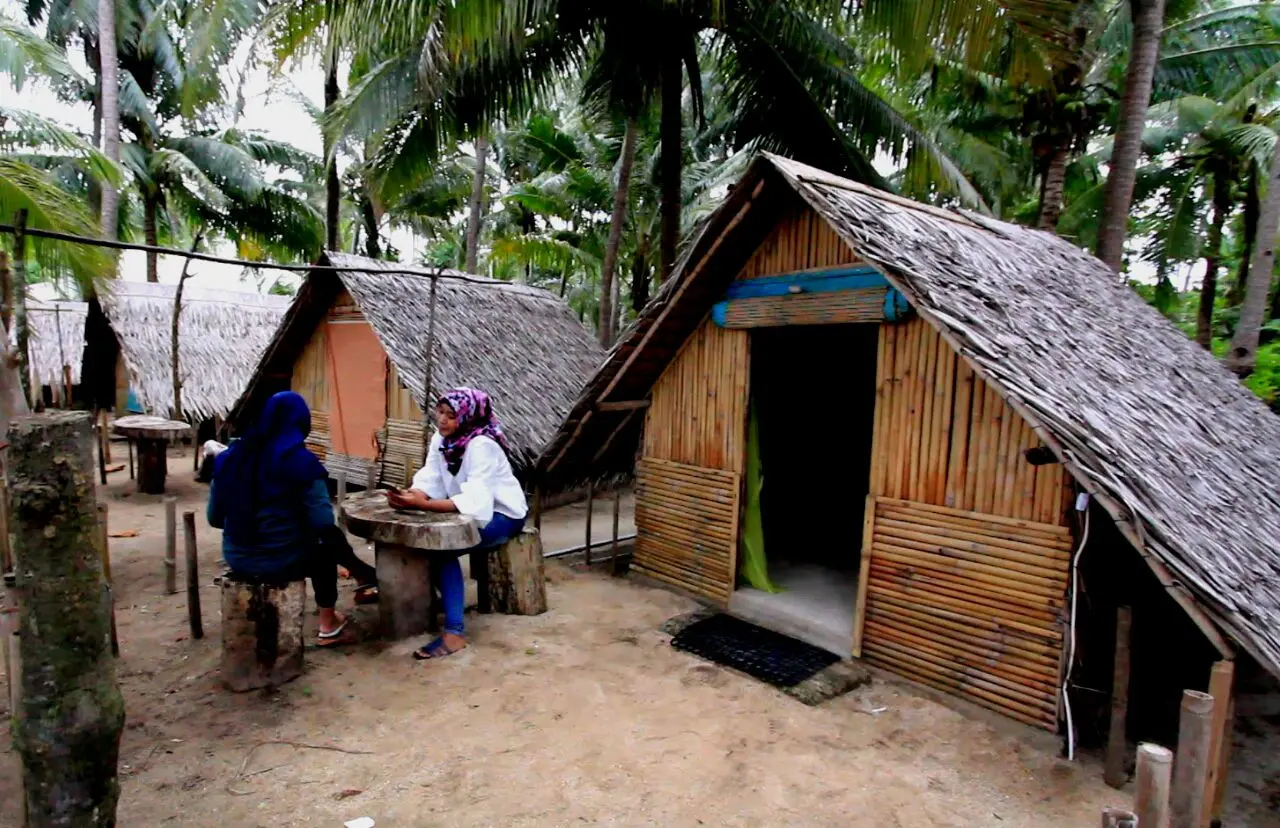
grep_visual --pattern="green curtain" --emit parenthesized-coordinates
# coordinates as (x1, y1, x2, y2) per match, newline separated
(738, 398, 780, 592)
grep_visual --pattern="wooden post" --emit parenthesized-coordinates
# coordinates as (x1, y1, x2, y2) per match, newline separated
(1203, 661, 1235, 826)
(97, 503, 118, 657)
(127, 438, 133, 480)
(1105, 606, 1133, 788)
(0, 477, 11, 575)
(1, 607, 18, 720)
(365, 463, 377, 491)
(96, 414, 108, 485)
(1171, 690, 1215, 828)
(220, 575, 305, 691)
(1209, 697, 1235, 827)
(1135, 743, 1173, 828)
(163, 496, 177, 594)
(610, 488, 622, 574)
(1100, 808, 1137, 828)
(486, 529, 547, 615)
(100, 409, 112, 463)
(584, 479, 594, 567)
(182, 511, 202, 640)
(9, 411, 125, 826)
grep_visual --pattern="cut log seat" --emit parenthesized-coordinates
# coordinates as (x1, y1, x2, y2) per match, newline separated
(220, 573, 306, 692)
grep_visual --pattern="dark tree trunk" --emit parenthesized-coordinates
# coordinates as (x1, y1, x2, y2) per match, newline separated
(630, 242, 651, 312)
(1037, 144, 1070, 231)
(600, 119, 639, 346)
(465, 137, 489, 273)
(1197, 173, 1232, 349)
(10, 411, 125, 827)
(361, 192, 380, 259)
(659, 46, 683, 283)
(1232, 165, 1260, 308)
(324, 51, 341, 252)
(85, 36, 103, 218)
(1228, 135, 1280, 375)
(1096, 0, 1166, 272)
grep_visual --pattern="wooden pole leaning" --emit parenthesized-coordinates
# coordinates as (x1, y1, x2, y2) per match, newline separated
(163, 496, 178, 595)
(1135, 743, 1173, 828)
(1170, 690, 1215, 828)
(1203, 660, 1235, 827)
(1105, 606, 1133, 788)
(183, 511, 202, 640)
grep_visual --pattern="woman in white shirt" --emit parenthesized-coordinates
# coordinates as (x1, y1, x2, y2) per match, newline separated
(386, 387, 528, 659)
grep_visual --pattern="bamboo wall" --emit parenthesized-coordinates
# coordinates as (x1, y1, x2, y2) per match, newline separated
(739, 205, 861, 277)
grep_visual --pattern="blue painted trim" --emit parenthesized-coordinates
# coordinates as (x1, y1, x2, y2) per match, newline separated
(712, 301, 728, 327)
(723, 266, 887, 300)
(884, 287, 911, 321)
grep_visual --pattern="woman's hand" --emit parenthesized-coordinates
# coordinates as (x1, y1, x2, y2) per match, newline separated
(385, 488, 457, 513)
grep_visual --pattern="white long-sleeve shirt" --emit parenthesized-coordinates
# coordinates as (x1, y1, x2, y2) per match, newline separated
(411, 433, 528, 526)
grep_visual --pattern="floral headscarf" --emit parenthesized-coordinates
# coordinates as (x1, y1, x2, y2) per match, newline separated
(437, 387, 512, 475)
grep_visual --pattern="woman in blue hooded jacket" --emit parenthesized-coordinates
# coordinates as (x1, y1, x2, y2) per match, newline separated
(208, 391, 375, 646)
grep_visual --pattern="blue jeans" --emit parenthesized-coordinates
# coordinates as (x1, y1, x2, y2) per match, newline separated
(437, 513, 525, 635)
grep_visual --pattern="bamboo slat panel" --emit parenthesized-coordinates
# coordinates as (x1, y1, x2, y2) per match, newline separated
(291, 322, 329, 412)
(328, 288, 364, 322)
(869, 317, 1069, 525)
(386, 361, 425, 422)
(859, 496, 1070, 730)
(720, 288, 887, 328)
(634, 458, 741, 605)
(308, 409, 330, 462)
(739, 205, 861, 278)
(642, 318, 749, 474)
(379, 417, 430, 488)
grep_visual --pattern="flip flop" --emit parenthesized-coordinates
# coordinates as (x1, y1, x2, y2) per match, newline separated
(353, 584, 379, 605)
(317, 618, 357, 648)
(412, 636, 463, 660)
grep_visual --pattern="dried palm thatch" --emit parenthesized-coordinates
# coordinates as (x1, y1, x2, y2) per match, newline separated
(232, 253, 605, 476)
(539, 153, 1280, 680)
(99, 281, 291, 422)
(26, 300, 87, 388)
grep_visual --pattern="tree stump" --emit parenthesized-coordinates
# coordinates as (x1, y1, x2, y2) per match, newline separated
(220, 575, 305, 692)
(485, 529, 547, 616)
(136, 437, 167, 494)
(375, 543, 434, 639)
(9, 411, 125, 827)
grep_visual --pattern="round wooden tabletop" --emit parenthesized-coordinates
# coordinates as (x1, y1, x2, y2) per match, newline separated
(111, 415, 192, 441)
(340, 491, 480, 550)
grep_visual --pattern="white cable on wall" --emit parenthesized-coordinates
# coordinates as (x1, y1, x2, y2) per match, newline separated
(1063, 492, 1091, 761)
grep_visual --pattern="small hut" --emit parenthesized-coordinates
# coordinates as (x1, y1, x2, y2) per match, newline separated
(81, 281, 291, 423)
(229, 252, 605, 486)
(26, 299, 87, 407)
(537, 154, 1280, 739)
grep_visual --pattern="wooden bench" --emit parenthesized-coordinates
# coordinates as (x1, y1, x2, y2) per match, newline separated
(219, 573, 306, 692)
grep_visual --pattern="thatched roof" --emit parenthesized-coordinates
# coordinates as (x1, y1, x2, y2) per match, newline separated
(538, 153, 1280, 679)
(99, 281, 291, 422)
(231, 252, 605, 475)
(27, 300, 87, 387)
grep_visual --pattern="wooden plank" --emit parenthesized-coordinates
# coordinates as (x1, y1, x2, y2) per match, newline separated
(1203, 660, 1235, 826)
(869, 325, 894, 496)
(851, 493, 877, 658)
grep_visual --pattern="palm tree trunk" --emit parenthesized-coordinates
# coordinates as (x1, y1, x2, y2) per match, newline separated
(361, 192, 380, 259)
(86, 36, 103, 218)
(1095, 0, 1165, 272)
(631, 240, 651, 311)
(1227, 136, 1280, 376)
(600, 119, 639, 346)
(143, 189, 159, 282)
(465, 137, 488, 273)
(98, 0, 120, 240)
(1196, 174, 1231, 348)
(659, 47, 683, 283)
(324, 50, 341, 251)
(1036, 145, 1070, 231)
(0, 250, 30, 440)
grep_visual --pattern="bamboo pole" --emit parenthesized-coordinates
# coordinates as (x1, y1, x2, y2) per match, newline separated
(851, 493, 876, 657)
(1209, 697, 1234, 825)
(163, 496, 177, 594)
(1105, 606, 1133, 788)
(1170, 690, 1215, 828)
(1203, 660, 1235, 827)
(183, 511, 202, 640)
(1136, 743, 1173, 828)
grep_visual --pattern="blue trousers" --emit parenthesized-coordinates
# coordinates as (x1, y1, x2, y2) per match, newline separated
(436, 513, 525, 635)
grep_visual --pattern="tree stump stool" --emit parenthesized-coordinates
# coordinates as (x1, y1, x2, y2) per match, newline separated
(473, 528, 547, 616)
(220, 574, 306, 692)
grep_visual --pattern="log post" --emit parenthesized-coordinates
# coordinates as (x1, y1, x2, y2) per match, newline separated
(486, 529, 547, 616)
(1135, 743, 1173, 828)
(1171, 690, 1215, 828)
(127, 439, 133, 481)
(183, 511, 202, 640)
(1105, 606, 1133, 788)
(163, 496, 177, 594)
(1209, 697, 1235, 827)
(96, 416, 108, 485)
(220, 575, 305, 692)
(99, 410, 111, 463)
(375, 542, 434, 639)
(1202, 661, 1234, 826)
(584, 479, 594, 566)
(97, 503, 118, 657)
(1100, 808, 1137, 828)
(1, 606, 18, 718)
(9, 411, 125, 827)
(136, 436, 167, 494)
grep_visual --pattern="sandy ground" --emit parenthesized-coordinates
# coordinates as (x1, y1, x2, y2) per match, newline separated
(0, 448, 1276, 827)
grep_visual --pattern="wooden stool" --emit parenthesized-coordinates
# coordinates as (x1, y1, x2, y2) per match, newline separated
(219, 574, 306, 692)
(473, 528, 547, 616)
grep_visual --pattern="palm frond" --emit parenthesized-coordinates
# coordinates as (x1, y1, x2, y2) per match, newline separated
(0, 157, 111, 286)
(0, 12, 86, 89)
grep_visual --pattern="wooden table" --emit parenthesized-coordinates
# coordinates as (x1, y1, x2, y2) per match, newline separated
(340, 492, 480, 639)
(112, 415, 191, 494)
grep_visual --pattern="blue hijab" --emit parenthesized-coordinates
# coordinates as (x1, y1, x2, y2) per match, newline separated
(213, 391, 327, 544)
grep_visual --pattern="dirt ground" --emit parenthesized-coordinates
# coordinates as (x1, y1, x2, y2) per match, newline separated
(1, 448, 1276, 827)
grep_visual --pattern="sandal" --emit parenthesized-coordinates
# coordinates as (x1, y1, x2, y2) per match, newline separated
(353, 584, 379, 605)
(412, 636, 464, 660)
(317, 617, 358, 648)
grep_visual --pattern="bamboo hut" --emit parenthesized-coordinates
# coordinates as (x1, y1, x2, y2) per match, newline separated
(81, 281, 291, 422)
(228, 252, 605, 487)
(26, 299, 87, 407)
(537, 154, 1280, 738)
